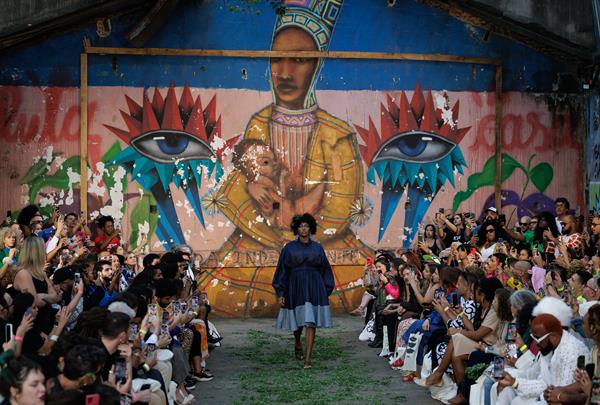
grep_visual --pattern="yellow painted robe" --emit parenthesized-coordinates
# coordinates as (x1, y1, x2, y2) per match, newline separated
(218, 105, 366, 254)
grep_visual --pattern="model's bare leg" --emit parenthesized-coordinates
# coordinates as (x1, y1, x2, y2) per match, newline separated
(425, 339, 453, 386)
(294, 328, 304, 360)
(304, 326, 315, 368)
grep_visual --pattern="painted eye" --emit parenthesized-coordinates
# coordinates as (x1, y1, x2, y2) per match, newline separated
(373, 131, 455, 163)
(131, 130, 215, 164)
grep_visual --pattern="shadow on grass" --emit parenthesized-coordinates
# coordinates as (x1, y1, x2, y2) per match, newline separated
(231, 329, 406, 405)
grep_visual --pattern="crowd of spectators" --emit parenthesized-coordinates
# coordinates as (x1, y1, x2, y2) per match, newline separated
(0, 204, 222, 405)
(355, 199, 600, 404)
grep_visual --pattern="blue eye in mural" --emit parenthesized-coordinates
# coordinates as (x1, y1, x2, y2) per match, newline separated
(374, 131, 455, 163)
(355, 84, 470, 246)
(131, 130, 214, 163)
(104, 83, 239, 250)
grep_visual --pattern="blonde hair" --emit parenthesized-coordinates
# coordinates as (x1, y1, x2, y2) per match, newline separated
(0, 228, 17, 249)
(18, 236, 46, 279)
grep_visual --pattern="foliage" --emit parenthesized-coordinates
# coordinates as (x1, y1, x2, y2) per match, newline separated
(453, 153, 554, 211)
(19, 154, 81, 204)
(232, 329, 403, 405)
(465, 362, 489, 381)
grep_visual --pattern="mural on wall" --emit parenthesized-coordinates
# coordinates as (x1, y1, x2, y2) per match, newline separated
(0, 0, 585, 316)
(355, 85, 468, 247)
(587, 93, 600, 212)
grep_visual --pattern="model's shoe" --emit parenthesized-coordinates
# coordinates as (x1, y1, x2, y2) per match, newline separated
(368, 339, 382, 348)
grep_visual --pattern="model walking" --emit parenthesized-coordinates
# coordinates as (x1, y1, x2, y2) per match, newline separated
(272, 213, 334, 369)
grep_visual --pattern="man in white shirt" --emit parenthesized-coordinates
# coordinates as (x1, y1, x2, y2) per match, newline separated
(554, 197, 569, 234)
(496, 313, 589, 405)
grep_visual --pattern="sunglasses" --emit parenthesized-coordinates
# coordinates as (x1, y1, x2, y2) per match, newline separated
(531, 332, 552, 344)
(530, 221, 538, 224)
(520, 223, 529, 226)
(486, 229, 495, 233)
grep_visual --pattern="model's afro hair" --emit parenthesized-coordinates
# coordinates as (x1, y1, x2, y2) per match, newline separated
(291, 213, 317, 235)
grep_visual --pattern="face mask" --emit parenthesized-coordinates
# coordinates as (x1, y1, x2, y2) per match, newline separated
(539, 342, 555, 356)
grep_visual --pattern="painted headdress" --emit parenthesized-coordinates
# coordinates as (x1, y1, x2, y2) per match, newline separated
(271, 0, 343, 109)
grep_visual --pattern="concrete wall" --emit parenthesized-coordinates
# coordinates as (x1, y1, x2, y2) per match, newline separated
(0, 0, 584, 317)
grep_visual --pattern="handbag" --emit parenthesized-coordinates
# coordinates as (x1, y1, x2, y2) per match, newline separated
(400, 331, 423, 371)
(359, 312, 376, 341)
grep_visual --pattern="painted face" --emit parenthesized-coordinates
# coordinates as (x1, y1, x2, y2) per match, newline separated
(270, 27, 318, 110)
(12, 369, 45, 405)
(243, 145, 277, 180)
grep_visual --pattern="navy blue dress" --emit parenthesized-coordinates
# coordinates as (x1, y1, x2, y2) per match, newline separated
(272, 238, 334, 331)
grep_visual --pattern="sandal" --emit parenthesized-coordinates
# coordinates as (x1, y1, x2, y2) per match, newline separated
(175, 386, 195, 405)
(403, 372, 417, 382)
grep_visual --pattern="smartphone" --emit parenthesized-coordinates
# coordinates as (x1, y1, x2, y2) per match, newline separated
(6, 210, 11, 219)
(506, 322, 518, 342)
(160, 323, 169, 337)
(499, 214, 506, 222)
(469, 212, 475, 219)
(272, 202, 280, 210)
(434, 290, 445, 301)
(140, 383, 151, 391)
(149, 205, 157, 214)
(451, 294, 458, 307)
(492, 356, 505, 379)
(439, 208, 445, 214)
(161, 310, 169, 325)
(192, 295, 200, 309)
(592, 378, 600, 404)
(114, 357, 127, 384)
(173, 301, 181, 317)
(587, 363, 595, 379)
(24, 307, 33, 317)
(74, 272, 81, 286)
(470, 248, 477, 256)
(86, 394, 100, 405)
(507, 343, 518, 358)
(366, 257, 373, 266)
(128, 323, 138, 342)
(145, 343, 156, 358)
(180, 301, 188, 313)
(148, 304, 158, 324)
(4, 323, 13, 342)
(498, 238, 504, 244)
(578, 355, 586, 370)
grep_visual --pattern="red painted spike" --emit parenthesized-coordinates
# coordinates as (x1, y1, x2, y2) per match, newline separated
(225, 134, 241, 150)
(367, 117, 381, 159)
(438, 123, 452, 138)
(184, 96, 207, 140)
(142, 97, 161, 132)
(379, 102, 397, 142)
(398, 91, 418, 131)
(354, 124, 370, 144)
(209, 116, 222, 144)
(120, 110, 142, 136)
(451, 99, 460, 123)
(420, 91, 438, 132)
(104, 124, 134, 144)
(151, 88, 165, 118)
(204, 95, 217, 126)
(161, 85, 184, 130)
(359, 145, 371, 165)
(124, 95, 142, 120)
(453, 126, 470, 145)
(386, 94, 399, 122)
(179, 82, 195, 116)
(410, 83, 425, 118)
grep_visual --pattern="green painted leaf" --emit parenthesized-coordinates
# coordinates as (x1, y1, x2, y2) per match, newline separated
(19, 159, 50, 185)
(129, 194, 158, 249)
(529, 162, 553, 193)
(27, 156, 81, 203)
(102, 142, 123, 193)
(453, 153, 526, 211)
(501, 154, 526, 182)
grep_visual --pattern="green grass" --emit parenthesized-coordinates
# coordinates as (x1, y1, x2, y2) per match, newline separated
(230, 329, 406, 405)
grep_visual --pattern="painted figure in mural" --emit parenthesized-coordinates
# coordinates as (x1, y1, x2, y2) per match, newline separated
(218, 0, 369, 258)
(272, 213, 334, 369)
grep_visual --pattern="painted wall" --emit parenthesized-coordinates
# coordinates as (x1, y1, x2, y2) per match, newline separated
(0, 0, 584, 317)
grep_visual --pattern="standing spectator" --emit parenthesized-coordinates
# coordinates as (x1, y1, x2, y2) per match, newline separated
(14, 237, 60, 332)
(558, 215, 584, 257)
(85, 261, 119, 309)
(477, 221, 502, 261)
(418, 224, 444, 256)
(555, 197, 570, 234)
(93, 216, 120, 253)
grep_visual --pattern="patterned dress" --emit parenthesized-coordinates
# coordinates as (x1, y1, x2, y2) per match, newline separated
(272, 238, 334, 331)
